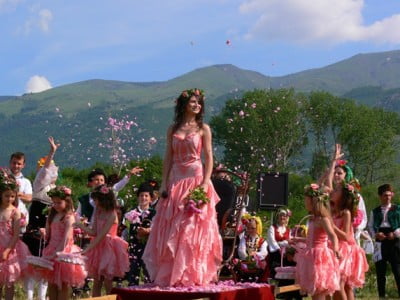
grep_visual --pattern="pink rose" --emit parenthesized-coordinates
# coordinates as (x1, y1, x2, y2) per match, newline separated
(347, 184, 355, 192)
(62, 187, 72, 195)
(100, 186, 110, 194)
(310, 183, 319, 190)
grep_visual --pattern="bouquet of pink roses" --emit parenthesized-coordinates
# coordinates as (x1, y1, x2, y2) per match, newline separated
(185, 186, 210, 214)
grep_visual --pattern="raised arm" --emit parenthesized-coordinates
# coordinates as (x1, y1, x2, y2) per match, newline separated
(324, 144, 343, 192)
(201, 124, 213, 191)
(113, 166, 144, 192)
(44, 136, 60, 168)
(33, 136, 60, 193)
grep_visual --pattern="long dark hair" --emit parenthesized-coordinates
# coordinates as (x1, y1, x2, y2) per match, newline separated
(172, 89, 205, 133)
(47, 186, 74, 225)
(91, 184, 117, 211)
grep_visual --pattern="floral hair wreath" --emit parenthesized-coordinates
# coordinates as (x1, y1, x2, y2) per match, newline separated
(99, 185, 110, 194)
(343, 179, 361, 214)
(47, 186, 72, 199)
(180, 88, 204, 99)
(304, 183, 329, 205)
(335, 159, 354, 182)
(0, 167, 18, 191)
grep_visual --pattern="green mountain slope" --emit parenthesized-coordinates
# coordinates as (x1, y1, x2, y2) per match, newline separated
(270, 50, 400, 94)
(2, 50, 400, 171)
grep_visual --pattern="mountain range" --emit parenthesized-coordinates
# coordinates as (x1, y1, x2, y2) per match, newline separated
(1, 49, 400, 171)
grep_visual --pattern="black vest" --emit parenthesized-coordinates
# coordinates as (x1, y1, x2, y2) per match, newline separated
(78, 193, 94, 220)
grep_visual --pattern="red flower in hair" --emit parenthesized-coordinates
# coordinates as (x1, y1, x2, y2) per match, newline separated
(336, 159, 347, 167)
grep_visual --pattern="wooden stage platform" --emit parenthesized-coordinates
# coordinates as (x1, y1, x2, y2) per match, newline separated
(111, 282, 275, 300)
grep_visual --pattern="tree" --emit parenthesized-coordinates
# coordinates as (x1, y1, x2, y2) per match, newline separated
(210, 89, 307, 179)
(338, 104, 400, 184)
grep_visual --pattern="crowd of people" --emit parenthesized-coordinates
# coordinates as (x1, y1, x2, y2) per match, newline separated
(0, 88, 398, 300)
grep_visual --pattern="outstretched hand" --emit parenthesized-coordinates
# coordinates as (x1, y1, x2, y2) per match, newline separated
(48, 136, 60, 153)
(128, 166, 144, 177)
(334, 144, 344, 161)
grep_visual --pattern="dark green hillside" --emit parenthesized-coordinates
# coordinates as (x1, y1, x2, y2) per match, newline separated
(271, 50, 400, 94)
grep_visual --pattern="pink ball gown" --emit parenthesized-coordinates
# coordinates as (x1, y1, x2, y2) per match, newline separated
(295, 217, 340, 296)
(143, 132, 222, 287)
(0, 208, 30, 285)
(41, 214, 87, 289)
(84, 210, 129, 280)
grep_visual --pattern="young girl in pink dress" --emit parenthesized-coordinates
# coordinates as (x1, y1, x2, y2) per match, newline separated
(142, 88, 222, 287)
(295, 184, 340, 299)
(40, 185, 87, 300)
(326, 144, 369, 300)
(0, 168, 30, 300)
(330, 181, 369, 300)
(74, 184, 129, 297)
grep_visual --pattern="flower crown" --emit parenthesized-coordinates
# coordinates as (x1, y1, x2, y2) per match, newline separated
(99, 185, 110, 194)
(336, 159, 347, 167)
(180, 88, 204, 99)
(304, 183, 329, 204)
(276, 207, 292, 217)
(0, 167, 18, 191)
(343, 179, 361, 214)
(47, 186, 72, 199)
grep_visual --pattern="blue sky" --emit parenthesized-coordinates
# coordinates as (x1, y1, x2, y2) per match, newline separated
(1, 0, 400, 95)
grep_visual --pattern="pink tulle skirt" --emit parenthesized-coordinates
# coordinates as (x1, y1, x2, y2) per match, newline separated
(295, 245, 340, 296)
(40, 244, 87, 289)
(337, 240, 352, 281)
(0, 240, 30, 285)
(84, 235, 129, 280)
(347, 244, 369, 288)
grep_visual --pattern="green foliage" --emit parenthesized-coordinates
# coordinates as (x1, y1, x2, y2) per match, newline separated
(211, 89, 307, 180)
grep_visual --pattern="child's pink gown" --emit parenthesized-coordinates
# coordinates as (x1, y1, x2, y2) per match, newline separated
(84, 210, 129, 280)
(347, 226, 369, 288)
(0, 208, 30, 285)
(332, 215, 352, 281)
(295, 217, 340, 296)
(143, 132, 222, 287)
(41, 214, 87, 289)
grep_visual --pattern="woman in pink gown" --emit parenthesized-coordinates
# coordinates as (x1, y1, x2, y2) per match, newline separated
(143, 88, 222, 287)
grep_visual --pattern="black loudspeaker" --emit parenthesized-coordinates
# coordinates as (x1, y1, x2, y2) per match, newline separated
(212, 178, 237, 227)
(258, 172, 288, 210)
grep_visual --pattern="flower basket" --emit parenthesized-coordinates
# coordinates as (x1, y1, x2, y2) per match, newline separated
(26, 256, 54, 270)
(56, 251, 87, 265)
(275, 215, 311, 280)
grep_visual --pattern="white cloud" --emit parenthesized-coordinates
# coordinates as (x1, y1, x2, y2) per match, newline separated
(38, 9, 53, 32)
(25, 75, 52, 93)
(239, 0, 400, 45)
(22, 7, 53, 34)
